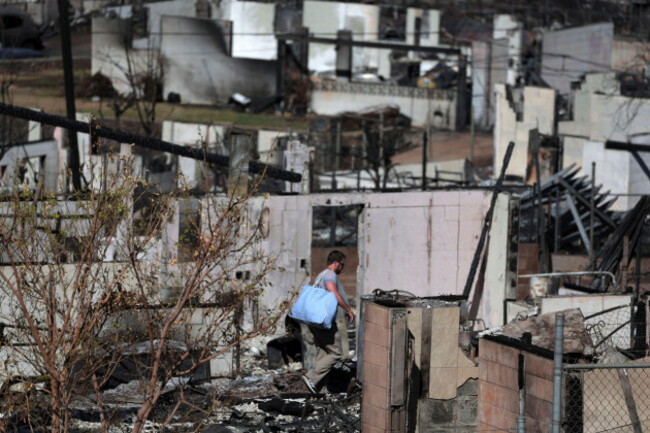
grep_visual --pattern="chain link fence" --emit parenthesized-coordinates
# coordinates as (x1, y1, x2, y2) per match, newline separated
(547, 301, 650, 433)
(563, 363, 650, 433)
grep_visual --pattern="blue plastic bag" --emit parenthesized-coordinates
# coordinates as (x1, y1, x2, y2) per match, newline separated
(289, 285, 338, 329)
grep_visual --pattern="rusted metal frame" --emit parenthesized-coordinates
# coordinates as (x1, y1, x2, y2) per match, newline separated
(462, 140, 515, 298)
(554, 188, 560, 253)
(606, 139, 650, 153)
(617, 367, 643, 433)
(297, 36, 462, 56)
(631, 150, 650, 181)
(557, 177, 617, 229)
(565, 193, 590, 252)
(590, 162, 596, 258)
(593, 320, 631, 349)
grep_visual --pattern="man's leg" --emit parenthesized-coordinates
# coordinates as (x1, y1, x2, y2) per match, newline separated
(305, 326, 342, 390)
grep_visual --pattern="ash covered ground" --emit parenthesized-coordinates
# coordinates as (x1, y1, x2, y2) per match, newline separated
(54, 344, 360, 433)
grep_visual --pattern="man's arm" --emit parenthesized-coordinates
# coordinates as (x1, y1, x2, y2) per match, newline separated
(325, 281, 355, 324)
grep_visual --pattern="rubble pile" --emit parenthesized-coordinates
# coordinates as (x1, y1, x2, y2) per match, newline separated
(497, 308, 594, 354)
(57, 346, 360, 433)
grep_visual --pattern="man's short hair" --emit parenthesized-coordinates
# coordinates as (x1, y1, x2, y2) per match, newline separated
(327, 250, 346, 265)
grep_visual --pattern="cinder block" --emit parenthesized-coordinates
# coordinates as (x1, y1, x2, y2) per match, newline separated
(364, 322, 390, 348)
(458, 204, 485, 221)
(478, 380, 519, 413)
(364, 303, 390, 327)
(364, 361, 388, 389)
(458, 223, 480, 249)
(481, 401, 518, 432)
(434, 191, 459, 206)
(525, 394, 552, 421)
(360, 424, 384, 433)
(363, 341, 390, 369)
(478, 358, 488, 380)
(361, 402, 388, 430)
(459, 190, 487, 205)
(485, 360, 518, 391)
(431, 205, 445, 221)
(364, 382, 389, 409)
(525, 374, 553, 402)
(444, 205, 460, 221)
(479, 339, 518, 368)
(432, 220, 460, 251)
(525, 353, 554, 381)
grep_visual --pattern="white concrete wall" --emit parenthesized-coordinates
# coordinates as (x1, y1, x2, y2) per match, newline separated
(219, 0, 276, 60)
(406, 8, 440, 47)
(494, 84, 556, 178)
(559, 73, 619, 174)
(160, 15, 277, 105)
(542, 23, 613, 95)
(303, 1, 380, 73)
(562, 136, 584, 173)
(310, 85, 456, 128)
(0, 140, 61, 192)
(612, 38, 649, 73)
(583, 140, 650, 211)
(258, 129, 289, 166)
(483, 193, 515, 327)
(556, 72, 650, 210)
(92, 17, 153, 96)
(355, 190, 514, 328)
(471, 40, 491, 130)
(162, 121, 226, 188)
(493, 15, 522, 86)
(143, 0, 197, 49)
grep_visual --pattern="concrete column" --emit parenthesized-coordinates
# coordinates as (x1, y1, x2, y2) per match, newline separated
(335, 30, 352, 81)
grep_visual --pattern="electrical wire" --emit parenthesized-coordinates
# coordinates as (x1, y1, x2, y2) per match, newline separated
(0, 103, 302, 183)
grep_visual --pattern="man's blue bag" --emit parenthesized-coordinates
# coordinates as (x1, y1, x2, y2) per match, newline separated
(289, 285, 338, 329)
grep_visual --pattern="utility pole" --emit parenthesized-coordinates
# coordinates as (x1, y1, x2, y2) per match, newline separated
(57, 0, 82, 192)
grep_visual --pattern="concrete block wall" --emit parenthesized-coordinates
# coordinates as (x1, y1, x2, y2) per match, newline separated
(361, 301, 394, 433)
(494, 84, 556, 179)
(478, 338, 554, 433)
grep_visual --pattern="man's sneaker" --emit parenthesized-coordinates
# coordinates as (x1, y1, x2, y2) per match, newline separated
(301, 374, 317, 394)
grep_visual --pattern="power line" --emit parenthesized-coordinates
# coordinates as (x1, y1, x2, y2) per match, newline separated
(0, 103, 302, 183)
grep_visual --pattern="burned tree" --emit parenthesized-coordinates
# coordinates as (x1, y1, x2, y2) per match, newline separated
(0, 146, 287, 433)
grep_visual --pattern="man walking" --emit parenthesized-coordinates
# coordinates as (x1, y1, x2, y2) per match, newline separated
(302, 250, 355, 394)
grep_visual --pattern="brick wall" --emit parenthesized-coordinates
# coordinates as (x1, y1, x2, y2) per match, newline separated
(517, 243, 539, 300)
(477, 338, 554, 433)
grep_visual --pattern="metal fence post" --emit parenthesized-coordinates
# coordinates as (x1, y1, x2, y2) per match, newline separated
(552, 313, 565, 433)
(517, 353, 526, 433)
